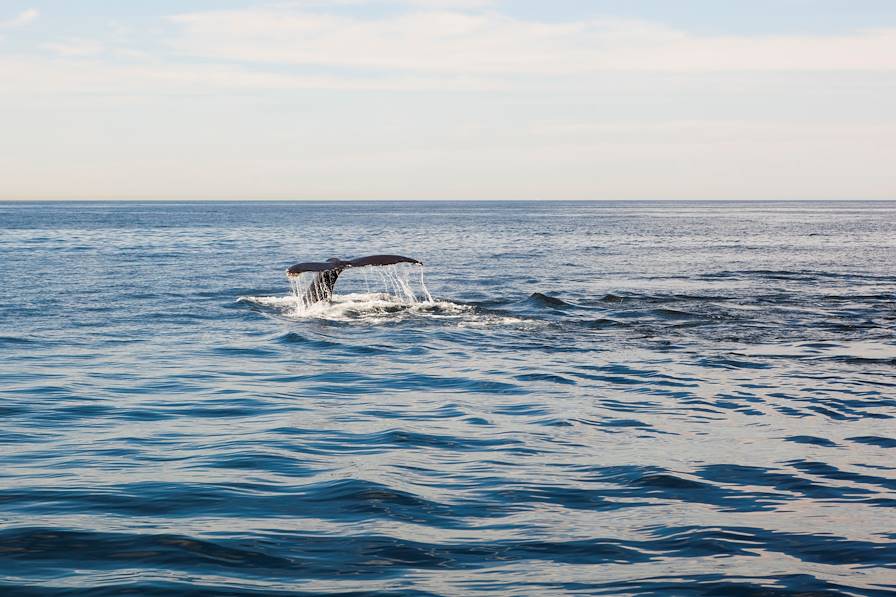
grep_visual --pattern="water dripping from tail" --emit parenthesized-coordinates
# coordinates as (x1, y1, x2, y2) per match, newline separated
(288, 263, 434, 317)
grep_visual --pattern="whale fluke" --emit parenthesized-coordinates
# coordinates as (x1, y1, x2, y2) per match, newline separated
(287, 255, 420, 276)
(286, 254, 422, 306)
(344, 255, 421, 269)
(287, 257, 345, 276)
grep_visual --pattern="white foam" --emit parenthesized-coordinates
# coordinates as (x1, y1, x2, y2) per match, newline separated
(239, 264, 532, 326)
(237, 291, 539, 328)
(286, 264, 431, 312)
(240, 292, 464, 321)
(238, 295, 296, 308)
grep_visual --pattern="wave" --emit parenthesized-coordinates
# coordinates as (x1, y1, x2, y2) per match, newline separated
(700, 269, 896, 282)
(526, 292, 574, 309)
(1, 521, 892, 595)
(236, 283, 895, 353)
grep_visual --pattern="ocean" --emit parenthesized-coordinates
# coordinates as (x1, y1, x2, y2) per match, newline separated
(1, 201, 894, 595)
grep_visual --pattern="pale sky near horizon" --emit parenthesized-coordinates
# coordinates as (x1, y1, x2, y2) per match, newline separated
(2, 1, 895, 200)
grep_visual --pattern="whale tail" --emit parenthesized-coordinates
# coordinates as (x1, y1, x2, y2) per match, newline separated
(287, 255, 421, 306)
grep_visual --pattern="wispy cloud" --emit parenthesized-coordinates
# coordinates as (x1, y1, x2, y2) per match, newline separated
(3, 2, 895, 199)
(273, 0, 496, 8)
(0, 8, 39, 29)
(44, 38, 105, 57)
(6, 5, 895, 99)
(0, 55, 498, 95)
(166, 8, 896, 75)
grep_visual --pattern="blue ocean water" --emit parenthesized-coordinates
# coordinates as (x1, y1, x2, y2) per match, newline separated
(0, 201, 894, 596)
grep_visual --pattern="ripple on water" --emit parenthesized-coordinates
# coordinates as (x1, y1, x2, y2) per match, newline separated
(2, 201, 895, 595)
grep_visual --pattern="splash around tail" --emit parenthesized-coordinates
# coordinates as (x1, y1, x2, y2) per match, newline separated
(285, 254, 433, 314)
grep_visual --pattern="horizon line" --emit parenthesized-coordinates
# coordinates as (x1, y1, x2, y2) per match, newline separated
(2, 198, 894, 203)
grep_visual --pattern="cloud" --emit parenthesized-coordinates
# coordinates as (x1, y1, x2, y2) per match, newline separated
(44, 39, 106, 57)
(3, 3, 894, 200)
(0, 8, 40, 29)
(0, 8, 39, 29)
(0, 54, 498, 95)
(273, 0, 496, 7)
(166, 8, 896, 75)
(6, 5, 895, 99)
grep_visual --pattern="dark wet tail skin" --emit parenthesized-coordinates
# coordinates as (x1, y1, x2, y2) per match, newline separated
(287, 255, 421, 306)
(304, 267, 344, 306)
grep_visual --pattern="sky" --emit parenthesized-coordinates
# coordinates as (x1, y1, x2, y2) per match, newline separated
(2, 0, 895, 200)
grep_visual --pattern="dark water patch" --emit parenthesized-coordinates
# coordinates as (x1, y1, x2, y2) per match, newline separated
(644, 525, 896, 567)
(830, 355, 896, 366)
(336, 343, 396, 356)
(175, 405, 280, 419)
(267, 426, 530, 458)
(212, 345, 281, 358)
(514, 372, 577, 385)
(2, 526, 799, 583)
(0, 335, 41, 347)
(0, 527, 295, 574)
(526, 292, 574, 309)
(6, 384, 77, 398)
(0, 479, 475, 523)
(284, 478, 479, 524)
(847, 436, 896, 448)
(492, 402, 551, 417)
(820, 319, 879, 333)
(386, 372, 526, 395)
(589, 418, 653, 429)
(141, 312, 220, 324)
(0, 484, 286, 517)
(583, 317, 629, 329)
(786, 460, 896, 493)
(590, 466, 782, 512)
(274, 332, 342, 350)
(198, 452, 320, 477)
(53, 404, 116, 419)
(701, 269, 896, 283)
(823, 292, 895, 302)
(534, 417, 574, 427)
(481, 484, 652, 512)
(0, 430, 52, 444)
(462, 416, 494, 428)
(357, 402, 466, 421)
(516, 575, 888, 597)
(0, 404, 34, 417)
(784, 435, 839, 448)
(651, 307, 703, 320)
(581, 417, 675, 436)
(592, 292, 700, 305)
(696, 356, 771, 370)
(467, 297, 514, 309)
(271, 370, 525, 395)
(571, 364, 699, 388)
(697, 464, 872, 502)
(0, 584, 437, 596)
(805, 403, 887, 422)
(309, 428, 526, 454)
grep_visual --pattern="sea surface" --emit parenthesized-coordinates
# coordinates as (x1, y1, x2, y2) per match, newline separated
(1, 201, 894, 596)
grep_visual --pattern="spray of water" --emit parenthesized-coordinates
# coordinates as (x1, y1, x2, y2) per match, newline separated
(240, 265, 529, 325)
(288, 263, 433, 316)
